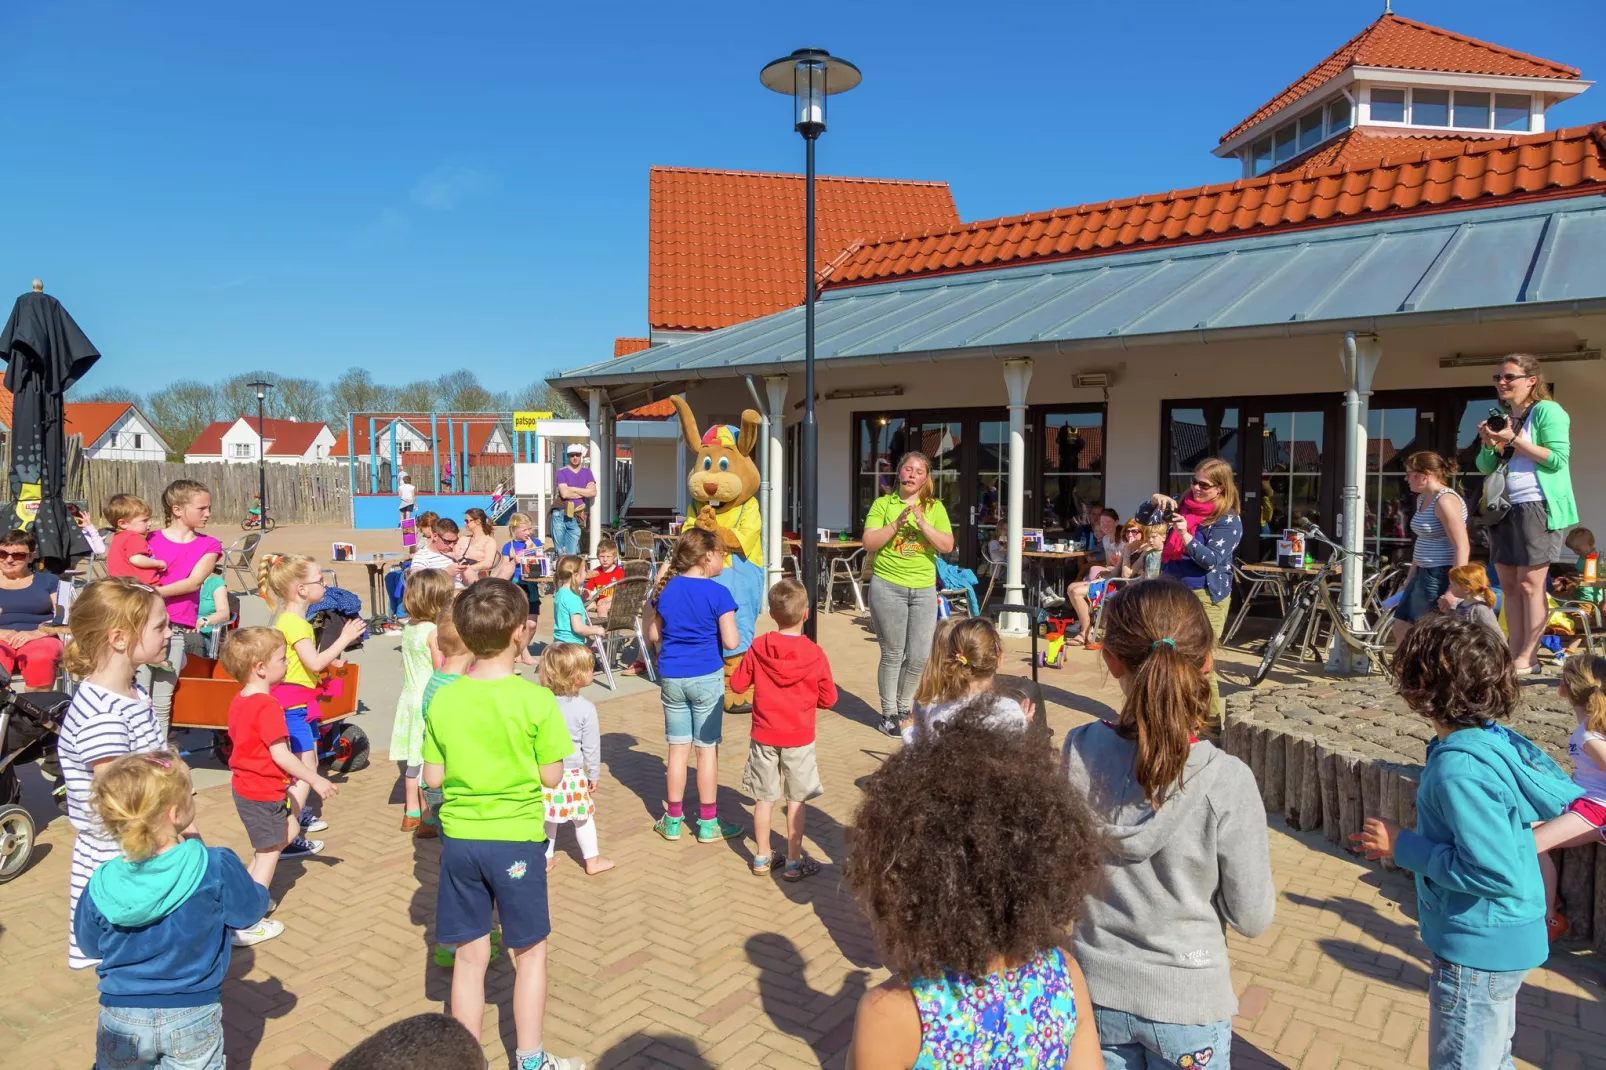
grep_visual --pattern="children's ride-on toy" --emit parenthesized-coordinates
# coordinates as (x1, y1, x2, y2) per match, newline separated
(171, 658, 369, 774)
(1036, 617, 1078, 668)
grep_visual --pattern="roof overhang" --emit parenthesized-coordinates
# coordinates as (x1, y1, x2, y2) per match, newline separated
(1215, 67, 1592, 158)
(549, 195, 1606, 411)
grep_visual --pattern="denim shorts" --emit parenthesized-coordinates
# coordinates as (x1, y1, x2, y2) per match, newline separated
(661, 670, 726, 748)
(1093, 1006, 1234, 1070)
(1396, 565, 1451, 623)
(97, 1002, 224, 1069)
(284, 705, 318, 753)
(437, 834, 551, 950)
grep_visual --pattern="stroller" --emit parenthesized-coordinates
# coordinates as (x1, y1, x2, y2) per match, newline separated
(0, 671, 71, 883)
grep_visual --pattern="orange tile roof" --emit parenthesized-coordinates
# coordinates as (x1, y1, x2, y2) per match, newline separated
(1269, 128, 1497, 174)
(187, 417, 330, 457)
(613, 337, 651, 357)
(823, 123, 1606, 289)
(64, 402, 135, 447)
(649, 166, 960, 331)
(0, 390, 14, 431)
(610, 338, 676, 417)
(1222, 13, 1580, 144)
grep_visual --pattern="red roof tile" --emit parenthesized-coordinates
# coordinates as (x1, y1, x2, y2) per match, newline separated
(187, 417, 330, 457)
(613, 337, 651, 357)
(329, 415, 507, 459)
(64, 403, 135, 447)
(609, 338, 675, 417)
(649, 166, 960, 331)
(1222, 13, 1580, 144)
(1268, 128, 1497, 174)
(824, 123, 1606, 289)
(0, 390, 12, 432)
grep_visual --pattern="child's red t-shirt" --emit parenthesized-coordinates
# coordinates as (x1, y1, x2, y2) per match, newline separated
(107, 530, 161, 584)
(585, 564, 625, 594)
(228, 692, 292, 802)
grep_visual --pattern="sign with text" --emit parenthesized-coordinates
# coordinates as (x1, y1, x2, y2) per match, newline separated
(513, 411, 555, 432)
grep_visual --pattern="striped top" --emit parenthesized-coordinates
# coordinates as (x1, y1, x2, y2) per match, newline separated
(1410, 489, 1466, 568)
(58, 682, 162, 839)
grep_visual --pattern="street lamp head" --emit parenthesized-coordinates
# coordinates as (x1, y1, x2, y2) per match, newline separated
(760, 48, 860, 139)
(247, 379, 272, 401)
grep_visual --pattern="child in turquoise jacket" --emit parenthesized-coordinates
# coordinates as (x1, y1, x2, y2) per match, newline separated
(1356, 614, 1580, 1069)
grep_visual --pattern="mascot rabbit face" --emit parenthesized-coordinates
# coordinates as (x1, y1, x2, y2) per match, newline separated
(671, 396, 762, 510)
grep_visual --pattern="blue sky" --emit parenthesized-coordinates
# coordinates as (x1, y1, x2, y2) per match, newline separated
(5, 1, 1602, 393)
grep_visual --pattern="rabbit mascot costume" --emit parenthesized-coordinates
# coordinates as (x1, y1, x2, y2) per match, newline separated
(671, 396, 764, 714)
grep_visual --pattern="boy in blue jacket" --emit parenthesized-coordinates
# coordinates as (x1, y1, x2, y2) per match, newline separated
(1355, 615, 1580, 1070)
(74, 751, 270, 1070)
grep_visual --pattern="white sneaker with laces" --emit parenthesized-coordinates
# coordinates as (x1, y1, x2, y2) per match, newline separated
(231, 918, 284, 947)
(300, 817, 329, 833)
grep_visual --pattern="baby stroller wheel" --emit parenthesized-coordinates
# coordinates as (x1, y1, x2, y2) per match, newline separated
(0, 804, 36, 883)
(323, 723, 370, 775)
(212, 731, 234, 766)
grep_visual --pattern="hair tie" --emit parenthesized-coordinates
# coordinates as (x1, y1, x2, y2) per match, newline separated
(954, 653, 968, 666)
(1152, 637, 1176, 651)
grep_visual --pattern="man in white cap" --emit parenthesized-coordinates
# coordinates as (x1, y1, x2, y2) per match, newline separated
(552, 444, 596, 555)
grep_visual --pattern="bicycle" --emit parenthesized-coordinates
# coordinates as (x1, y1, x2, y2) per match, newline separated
(241, 512, 277, 533)
(1250, 525, 1403, 686)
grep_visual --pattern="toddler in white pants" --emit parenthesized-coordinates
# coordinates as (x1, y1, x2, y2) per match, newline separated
(539, 643, 615, 875)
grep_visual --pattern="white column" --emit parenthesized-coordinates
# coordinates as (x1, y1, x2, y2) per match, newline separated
(587, 390, 602, 560)
(536, 433, 548, 545)
(1001, 359, 1033, 637)
(601, 403, 615, 529)
(765, 375, 789, 594)
(1330, 332, 1381, 673)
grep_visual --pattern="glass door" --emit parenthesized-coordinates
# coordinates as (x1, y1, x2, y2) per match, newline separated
(1038, 409, 1106, 545)
(974, 419, 1009, 564)
(1244, 402, 1337, 562)
(1364, 406, 1425, 565)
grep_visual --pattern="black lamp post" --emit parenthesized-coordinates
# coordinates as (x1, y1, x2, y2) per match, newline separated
(248, 379, 272, 525)
(760, 48, 860, 640)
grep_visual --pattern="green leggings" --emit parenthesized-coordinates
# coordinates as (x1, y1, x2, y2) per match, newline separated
(1194, 588, 1228, 730)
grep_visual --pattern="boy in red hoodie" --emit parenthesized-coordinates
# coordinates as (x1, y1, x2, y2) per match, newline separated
(731, 578, 837, 881)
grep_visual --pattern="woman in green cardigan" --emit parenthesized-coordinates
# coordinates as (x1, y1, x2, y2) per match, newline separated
(1476, 352, 1577, 673)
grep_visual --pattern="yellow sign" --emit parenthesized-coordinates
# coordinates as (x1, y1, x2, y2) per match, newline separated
(513, 411, 554, 432)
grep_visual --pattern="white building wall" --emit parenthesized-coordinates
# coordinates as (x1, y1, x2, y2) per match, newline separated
(678, 312, 1606, 537)
(85, 411, 168, 461)
(628, 439, 679, 510)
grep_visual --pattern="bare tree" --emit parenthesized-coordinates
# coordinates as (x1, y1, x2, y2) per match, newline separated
(517, 381, 579, 418)
(392, 379, 442, 413)
(273, 377, 327, 423)
(146, 380, 221, 458)
(330, 368, 393, 418)
(68, 385, 146, 407)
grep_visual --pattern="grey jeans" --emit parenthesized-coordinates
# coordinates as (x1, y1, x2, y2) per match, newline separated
(138, 629, 189, 741)
(868, 577, 939, 722)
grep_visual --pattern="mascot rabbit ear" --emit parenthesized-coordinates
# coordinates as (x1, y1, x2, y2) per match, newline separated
(670, 396, 702, 453)
(737, 410, 761, 458)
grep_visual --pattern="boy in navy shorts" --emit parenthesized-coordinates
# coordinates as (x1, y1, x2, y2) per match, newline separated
(422, 579, 583, 1070)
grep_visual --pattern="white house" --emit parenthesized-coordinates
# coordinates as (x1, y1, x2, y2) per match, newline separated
(185, 417, 336, 465)
(65, 403, 171, 461)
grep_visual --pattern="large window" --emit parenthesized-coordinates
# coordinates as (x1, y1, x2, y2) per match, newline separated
(1368, 86, 1529, 132)
(1164, 404, 1240, 500)
(1039, 409, 1105, 540)
(1248, 94, 1356, 176)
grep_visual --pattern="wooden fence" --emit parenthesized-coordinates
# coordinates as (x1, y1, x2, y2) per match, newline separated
(69, 455, 351, 526)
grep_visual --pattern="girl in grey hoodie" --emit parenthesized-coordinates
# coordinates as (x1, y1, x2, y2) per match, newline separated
(1064, 578, 1275, 1070)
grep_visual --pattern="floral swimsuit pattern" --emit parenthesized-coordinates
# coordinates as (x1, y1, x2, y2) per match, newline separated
(909, 947, 1077, 1068)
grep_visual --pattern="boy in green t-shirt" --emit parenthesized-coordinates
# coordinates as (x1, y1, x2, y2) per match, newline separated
(422, 579, 581, 1070)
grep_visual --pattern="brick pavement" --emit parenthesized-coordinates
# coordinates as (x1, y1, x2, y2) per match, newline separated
(2, 610, 1603, 1069)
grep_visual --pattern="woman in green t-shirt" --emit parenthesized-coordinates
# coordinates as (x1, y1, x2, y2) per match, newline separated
(861, 451, 955, 736)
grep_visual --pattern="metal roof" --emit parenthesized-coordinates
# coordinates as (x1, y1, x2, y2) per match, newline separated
(553, 195, 1606, 405)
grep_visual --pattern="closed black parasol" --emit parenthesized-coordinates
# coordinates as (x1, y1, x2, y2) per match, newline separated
(0, 281, 99, 569)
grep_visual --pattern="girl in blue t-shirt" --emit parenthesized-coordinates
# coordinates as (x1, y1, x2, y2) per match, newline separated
(498, 513, 544, 667)
(645, 527, 740, 844)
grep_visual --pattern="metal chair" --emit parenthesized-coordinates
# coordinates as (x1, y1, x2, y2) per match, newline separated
(589, 576, 656, 688)
(1225, 563, 1289, 643)
(222, 533, 263, 593)
(978, 544, 1008, 611)
(825, 549, 867, 615)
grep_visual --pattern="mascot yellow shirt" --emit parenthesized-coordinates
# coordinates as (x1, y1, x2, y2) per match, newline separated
(682, 498, 763, 568)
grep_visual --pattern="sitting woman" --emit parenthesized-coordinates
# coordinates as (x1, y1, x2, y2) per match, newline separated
(1064, 510, 1145, 646)
(0, 528, 65, 691)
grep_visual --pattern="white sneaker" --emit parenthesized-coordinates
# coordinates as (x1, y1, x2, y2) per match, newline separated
(231, 918, 284, 947)
(523, 1055, 586, 1070)
(300, 817, 329, 833)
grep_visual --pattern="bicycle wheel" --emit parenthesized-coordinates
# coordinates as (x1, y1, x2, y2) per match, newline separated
(262, 516, 277, 533)
(1252, 592, 1312, 686)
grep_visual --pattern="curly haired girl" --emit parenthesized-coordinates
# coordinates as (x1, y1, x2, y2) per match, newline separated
(1064, 577, 1274, 1068)
(844, 703, 1104, 1068)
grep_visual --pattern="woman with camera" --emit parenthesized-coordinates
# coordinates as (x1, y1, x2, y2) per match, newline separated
(1143, 457, 1243, 728)
(1390, 451, 1469, 644)
(1477, 353, 1577, 673)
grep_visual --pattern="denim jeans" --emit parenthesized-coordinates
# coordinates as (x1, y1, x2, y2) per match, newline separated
(1093, 1006, 1233, 1070)
(139, 629, 189, 741)
(97, 1003, 225, 1069)
(550, 509, 582, 555)
(1428, 956, 1528, 1070)
(867, 577, 938, 722)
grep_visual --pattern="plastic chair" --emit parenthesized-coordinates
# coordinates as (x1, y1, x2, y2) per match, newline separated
(222, 533, 263, 593)
(1225, 563, 1289, 643)
(978, 544, 1008, 611)
(825, 549, 867, 615)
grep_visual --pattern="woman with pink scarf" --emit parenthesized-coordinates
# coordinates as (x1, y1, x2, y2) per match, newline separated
(1144, 457, 1243, 729)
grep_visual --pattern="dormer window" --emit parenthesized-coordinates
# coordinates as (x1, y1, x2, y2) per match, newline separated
(1365, 86, 1531, 132)
(1247, 95, 1356, 175)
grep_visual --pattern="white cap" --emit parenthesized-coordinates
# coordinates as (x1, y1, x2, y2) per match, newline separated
(566, 444, 585, 455)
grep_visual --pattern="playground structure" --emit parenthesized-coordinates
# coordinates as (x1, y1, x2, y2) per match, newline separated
(339, 410, 684, 537)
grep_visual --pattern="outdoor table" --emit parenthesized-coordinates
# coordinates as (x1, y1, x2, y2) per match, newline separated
(1021, 549, 1086, 611)
(347, 552, 405, 624)
(785, 539, 864, 604)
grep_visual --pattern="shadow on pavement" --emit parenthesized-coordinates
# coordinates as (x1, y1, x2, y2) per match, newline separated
(594, 1031, 715, 1068)
(222, 948, 298, 1066)
(747, 932, 867, 1070)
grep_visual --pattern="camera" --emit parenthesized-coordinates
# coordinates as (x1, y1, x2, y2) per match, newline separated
(1486, 408, 1509, 433)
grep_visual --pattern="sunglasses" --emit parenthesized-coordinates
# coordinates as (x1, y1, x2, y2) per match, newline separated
(1492, 373, 1535, 384)
(1191, 479, 1218, 490)
(0, 550, 31, 562)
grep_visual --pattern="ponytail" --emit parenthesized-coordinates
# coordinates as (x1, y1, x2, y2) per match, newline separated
(1097, 578, 1215, 809)
(913, 617, 1001, 712)
(655, 528, 720, 601)
(257, 553, 314, 611)
(1561, 655, 1606, 737)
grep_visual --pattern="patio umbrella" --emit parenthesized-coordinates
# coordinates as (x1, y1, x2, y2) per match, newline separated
(0, 282, 99, 570)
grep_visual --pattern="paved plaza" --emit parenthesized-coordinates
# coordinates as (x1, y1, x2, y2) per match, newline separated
(1, 526, 1603, 1068)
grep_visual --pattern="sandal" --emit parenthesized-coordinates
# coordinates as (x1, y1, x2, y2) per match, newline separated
(750, 853, 784, 876)
(782, 854, 821, 882)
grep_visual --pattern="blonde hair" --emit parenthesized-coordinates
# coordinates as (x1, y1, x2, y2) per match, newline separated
(1448, 564, 1496, 608)
(555, 554, 586, 593)
(1502, 353, 1553, 404)
(508, 511, 532, 533)
(913, 617, 1003, 708)
(1192, 457, 1241, 523)
(1566, 527, 1596, 555)
(103, 494, 152, 529)
(64, 578, 165, 677)
(160, 479, 210, 522)
(768, 578, 809, 629)
(403, 569, 454, 624)
(90, 751, 194, 862)
(257, 553, 316, 610)
(539, 642, 593, 697)
(1561, 655, 1606, 737)
(220, 626, 286, 684)
(597, 540, 618, 560)
(436, 610, 468, 659)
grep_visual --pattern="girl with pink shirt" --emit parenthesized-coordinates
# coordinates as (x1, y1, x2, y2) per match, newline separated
(145, 480, 223, 738)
